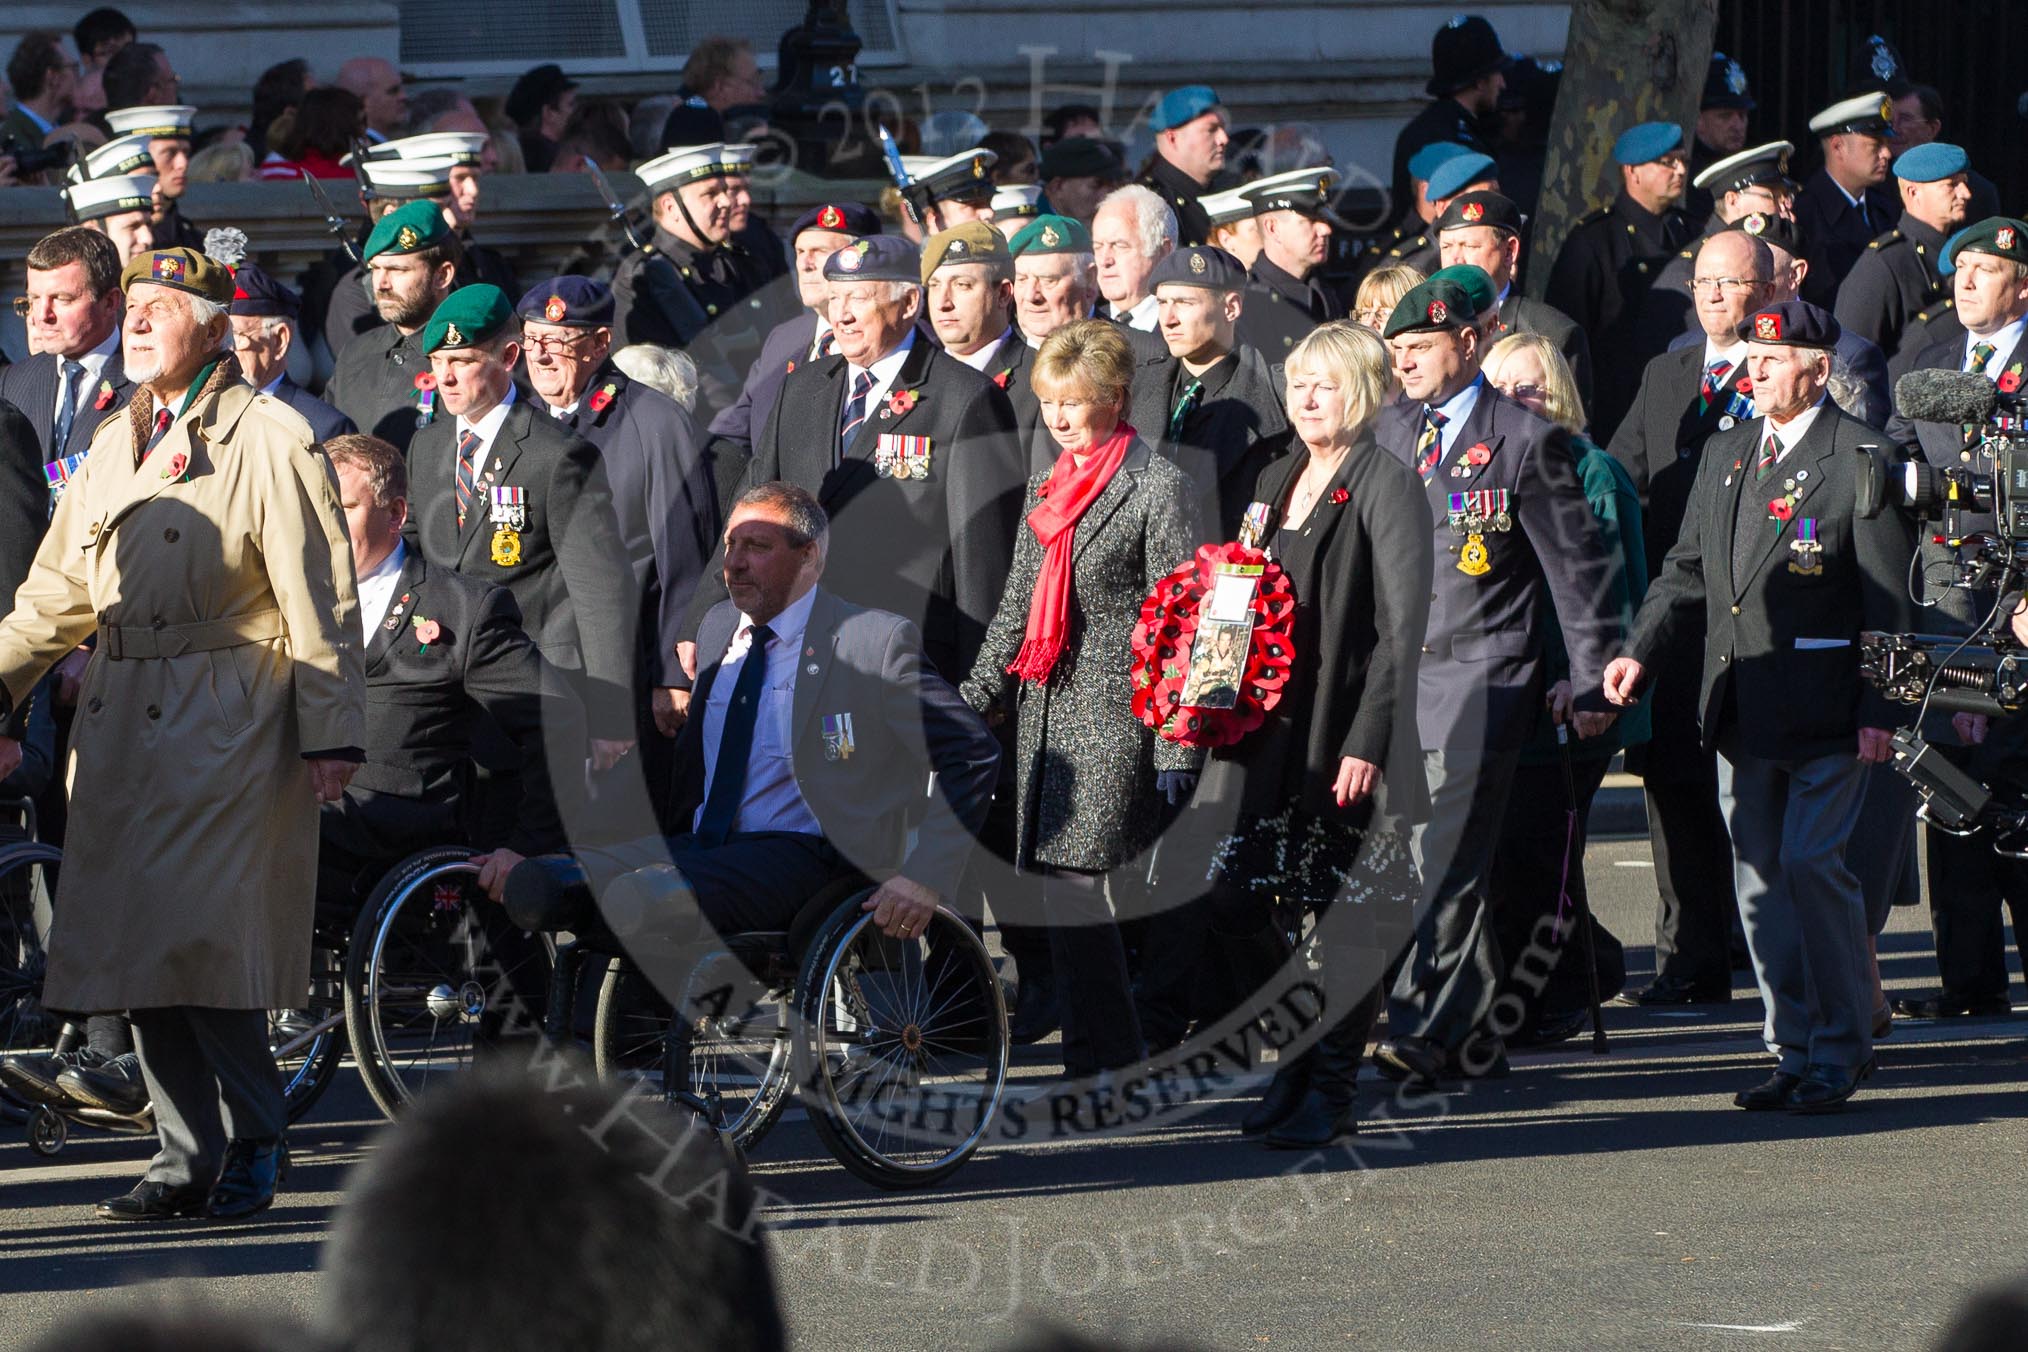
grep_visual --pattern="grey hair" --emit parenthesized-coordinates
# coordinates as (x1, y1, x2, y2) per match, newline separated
(612, 343, 699, 413)
(185, 292, 233, 351)
(1096, 183, 1177, 259)
(734, 480, 830, 557)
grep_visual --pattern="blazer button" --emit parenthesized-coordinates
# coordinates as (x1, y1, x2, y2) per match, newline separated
(163, 527, 179, 542)
(1730, 604, 1741, 615)
(151, 616, 165, 630)
(1720, 654, 1730, 663)
(86, 522, 100, 537)
(146, 704, 161, 719)
(87, 696, 103, 713)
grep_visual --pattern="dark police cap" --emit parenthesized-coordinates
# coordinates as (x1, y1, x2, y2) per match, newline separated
(516, 276, 614, 328)
(1435, 189, 1521, 236)
(1428, 14, 1506, 97)
(1384, 276, 1479, 338)
(822, 235, 922, 285)
(1951, 216, 2028, 267)
(1738, 301, 1840, 349)
(423, 284, 515, 354)
(788, 201, 881, 241)
(1148, 245, 1247, 292)
(1702, 51, 1754, 112)
(1038, 136, 1124, 182)
(1724, 210, 1804, 256)
(229, 262, 301, 320)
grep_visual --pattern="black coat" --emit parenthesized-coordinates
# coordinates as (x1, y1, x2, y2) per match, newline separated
(1243, 256, 1343, 362)
(327, 549, 584, 859)
(269, 375, 357, 443)
(1198, 437, 1430, 829)
(1130, 344, 1291, 541)
(1377, 383, 1623, 752)
(1629, 403, 1916, 760)
(0, 349, 136, 459)
(1141, 153, 1216, 248)
(1661, 325, 1890, 431)
(1793, 169, 1901, 310)
(611, 226, 790, 419)
(548, 358, 719, 688)
(0, 398, 43, 740)
(1545, 194, 1690, 441)
(323, 323, 431, 454)
(1389, 96, 1492, 233)
(1834, 216, 1951, 361)
(691, 332, 1026, 681)
(408, 398, 638, 738)
(705, 306, 817, 452)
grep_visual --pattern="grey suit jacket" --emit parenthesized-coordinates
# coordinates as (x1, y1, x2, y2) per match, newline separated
(680, 589, 1000, 898)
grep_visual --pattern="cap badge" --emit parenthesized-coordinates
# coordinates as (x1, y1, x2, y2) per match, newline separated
(949, 239, 967, 255)
(1461, 200, 1484, 222)
(1999, 227, 2018, 252)
(1869, 37, 1897, 82)
(1744, 213, 1766, 235)
(1189, 251, 1207, 273)
(1427, 299, 1448, 324)
(836, 245, 862, 272)
(1041, 225, 1061, 247)
(543, 295, 567, 322)
(817, 204, 845, 230)
(1878, 97, 1893, 122)
(971, 156, 986, 179)
(1725, 59, 1747, 95)
(152, 255, 185, 282)
(445, 321, 465, 346)
(1754, 313, 1781, 341)
(396, 225, 419, 250)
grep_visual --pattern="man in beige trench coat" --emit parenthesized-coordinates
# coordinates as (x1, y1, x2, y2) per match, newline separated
(0, 246, 365, 1222)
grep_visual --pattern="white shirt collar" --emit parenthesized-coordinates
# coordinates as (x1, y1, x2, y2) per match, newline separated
(68, 327, 120, 385)
(1965, 317, 2028, 379)
(1111, 293, 1160, 332)
(456, 383, 518, 447)
(848, 328, 915, 387)
(733, 585, 818, 661)
(950, 327, 1016, 374)
(1764, 395, 1828, 455)
(1701, 338, 1748, 371)
(356, 539, 408, 638)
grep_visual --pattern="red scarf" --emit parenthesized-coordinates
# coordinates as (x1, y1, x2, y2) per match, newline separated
(1007, 421, 1135, 683)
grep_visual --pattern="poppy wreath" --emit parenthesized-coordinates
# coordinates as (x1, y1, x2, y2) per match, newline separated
(1129, 541, 1296, 748)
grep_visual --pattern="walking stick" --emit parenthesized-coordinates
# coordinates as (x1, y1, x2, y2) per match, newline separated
(1556, 724, 1609, 1053)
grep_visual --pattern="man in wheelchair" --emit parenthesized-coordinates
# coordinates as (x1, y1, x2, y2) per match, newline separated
(471, 482, 1001, 975)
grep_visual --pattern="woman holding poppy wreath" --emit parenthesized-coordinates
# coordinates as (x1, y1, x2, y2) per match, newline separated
(1187, 320, 1433, 1148)
(961, 319, 1204, 1078)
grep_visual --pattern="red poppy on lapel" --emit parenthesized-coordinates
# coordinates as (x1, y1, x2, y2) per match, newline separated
(2001, 365, 2023, 395)
(1329, 487, 1350, 504)
(93, 380, 115, 411)
(162, 452, 188, 481)
(413, 373, 436, 392)
(589, 382, 617, 413)
(993, 370, 1010, 390)
(1768, 498, 1793, 522)
(886, 388, 920, 417)
(1735, 378, 1752, 393)
(413, 617, 442, 648)
(1465, 442, 1491, 465)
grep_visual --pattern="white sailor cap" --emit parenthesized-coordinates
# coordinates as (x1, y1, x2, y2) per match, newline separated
(990, 183, 1044, 219)
(903, 148, 998, 203)
(1237, 165, 1346, 224)
(360, 132, 490, 167)
(104, 104, 196, 140)
(638, 143, 737, 193)
(1691, 140, 1796, 193)
(359, 156, 458, 199)
(66, 133, 157, 183)
(1199, 185, 1257, 229)
(64, 174, 157, 223)
(1808, 91, 1894, 138)
(714, 142, 758, 173)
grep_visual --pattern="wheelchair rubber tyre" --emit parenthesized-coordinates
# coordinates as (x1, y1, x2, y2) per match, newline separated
(790, 899, 1009, 1190)
(593, 955, 794, 1152)
(27, 1103, 66, 1156)
(0, 842, 63, 1127)
(276, 940, 349, 1125)
(344, 846, 553, 1120)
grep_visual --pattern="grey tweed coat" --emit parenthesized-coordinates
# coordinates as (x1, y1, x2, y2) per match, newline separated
(962, 437, 1204, 872)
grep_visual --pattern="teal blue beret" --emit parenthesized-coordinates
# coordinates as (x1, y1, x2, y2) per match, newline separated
(1894, 142, 1969, 183)
(422, 284, 514, 354)
(1612, 122, 1685, 167)
(1426, 152, 1497, 201)
(1408, 141, 1472, 184)
(1150, 85, 1221, 133)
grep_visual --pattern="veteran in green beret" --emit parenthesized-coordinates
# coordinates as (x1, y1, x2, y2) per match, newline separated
(1010, 214, 1101, 349)
(405, 284, 640, 771)
(0, 245, 365, 1222)
(322, 200, 464, 454)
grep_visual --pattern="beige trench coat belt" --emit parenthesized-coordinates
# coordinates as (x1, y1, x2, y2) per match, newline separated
(98, 608, 286, 661)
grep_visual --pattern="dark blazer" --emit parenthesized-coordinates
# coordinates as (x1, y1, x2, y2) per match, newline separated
(409, 398, 638, 738)
(0, 399, 44, 740)
(693, 332, 1026, 681)
(1794, 169, 1901, 310)
(1834, 217, 1951, 361)
(327, 549, 584, 858)
(1199, 437, 1431, 829)
(1496, 293, 1594, 412)
(961, 438, 1204, 872)
(612, 226, 789, 418)
(1130, 344, 1291, 541)
(269, 375, 357, 443)
(1662, 323, 1891, 432)
(0, 348, 135, 459)
(1242, 256, 1343, 362)
(1545, 194, 1689, 440)
(550, 359, 720, 688)
(1612, 342, 1761, 577)
(1885, 325, 2024, 465)
(705, 306, 818, 452)
(1378, 382, 1623, 752)
(1628, 403, 1917, 761)
(1889, 300, 1962, 385)
(323, 323, 431, 454)
(681, 589, 1000, 898)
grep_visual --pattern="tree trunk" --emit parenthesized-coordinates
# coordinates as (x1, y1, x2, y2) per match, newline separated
(1527, 0, 1720, 300)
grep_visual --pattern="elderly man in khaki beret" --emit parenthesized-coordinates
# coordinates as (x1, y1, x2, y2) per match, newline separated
(0, 245, 365, 1222)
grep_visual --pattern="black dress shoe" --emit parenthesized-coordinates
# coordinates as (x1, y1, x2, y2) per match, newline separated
(1007, 974, 1060, 1046)
(1374, 1036, 1446, 1085)
(207, 1137, 287, 1220)
(1733, 1070, 1802, 1110)
(1262, 1089, 1357, 1149)
(500, 855, 594, 932)
(1785, 1060, 1872, 1114)
(0, 1048, 106, 1108)
(97, 1179, 210, 1222)
(1507, 1007, 1590, 1050)
(1240, 1059, 1312, 1135)
(57, 1053, 149, 1116)
(1892, 994, 2014, 1019)
(1614, 975, 1731, 1007)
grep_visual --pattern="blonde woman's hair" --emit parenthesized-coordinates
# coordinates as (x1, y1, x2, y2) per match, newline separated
(1284, 320, 1390, 440)
(1484, 331, 1587, 436)
(187, 140, 254, 185)
(1033, 318, 1136, 417)
(1353, 263, 1425, 329)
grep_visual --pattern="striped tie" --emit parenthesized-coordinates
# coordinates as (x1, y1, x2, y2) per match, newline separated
(838, 369, 876, 462)
(1700, 359, 1729, 412)
(1415, 408, 1447, 481)
(1970, 342, 1997, 375)
(455, 430, 481, 525)
(1754, 430, 1778, 483)
(815, 329, 837, 358)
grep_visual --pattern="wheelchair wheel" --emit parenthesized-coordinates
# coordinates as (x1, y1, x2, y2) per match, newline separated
(27, 1103, 67, 1156)
(276, 940, 348, 1124)
(791, 899, 1009, 1189)
(593, 951, 794, 1151)
(343, 846, 555, 1119)
(0, 842, 61, 1126)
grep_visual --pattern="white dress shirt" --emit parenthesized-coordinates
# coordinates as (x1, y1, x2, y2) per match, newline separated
(844, 329, 916, 431)
(695, 586, 823, 838)
(1425, 374, 1486, 459)
(55, 328, 121, 435)
(1700, 338, 1748, 380)
(356, 540, 408, 640)
(454, 384, 518, 487)
(1964, 317, 2028, 378)
(950, 328, 1016, 375)
(1109, 294, 1160, 332)
(1761, 395, 1828, 464)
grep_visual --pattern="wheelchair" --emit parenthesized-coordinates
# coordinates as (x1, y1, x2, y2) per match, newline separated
(345, 844, 1013, 1189)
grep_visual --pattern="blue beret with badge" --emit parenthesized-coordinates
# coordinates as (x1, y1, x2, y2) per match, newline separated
(422, 284, 515, 354)
(1425, 151, 1498, 201)
(1737, 300, 1840, 349)
(1150, 85, 1222, 133)
(1612, 122, 1685, 167)
(516, 276, 614, 328)
(1148, 245, 1248, 292)
(822, 234, 922, 285)
(1893, 142, 1969, 184)
(789, 201, 881, 242)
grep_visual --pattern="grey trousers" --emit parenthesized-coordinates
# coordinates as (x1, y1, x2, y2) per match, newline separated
(1392, 747, 1520, 1052)
(129, 1006, 283, 1188)
(1717, 744, 1874, 1073)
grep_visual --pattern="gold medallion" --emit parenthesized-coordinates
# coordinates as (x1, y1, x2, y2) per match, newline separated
(491, 526, 522, 567)
(1458, 533, 1491, 576)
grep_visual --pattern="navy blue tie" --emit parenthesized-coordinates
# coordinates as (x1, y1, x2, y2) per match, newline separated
(52, 360, 85, 455)
(695, 623, 774, 847)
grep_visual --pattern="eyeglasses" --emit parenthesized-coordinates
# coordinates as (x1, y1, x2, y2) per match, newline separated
(1687, 276, 1759, 294)
(1354, 305, 1392, 324)
(1501, 382, 1549, 401)
(521, 331, 592, 354)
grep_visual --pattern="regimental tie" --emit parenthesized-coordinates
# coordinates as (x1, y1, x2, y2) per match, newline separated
(1700, 358, 1730, 413)
(141, 407, 171, 462)
(1754, 429, 1779, 483)
(694, 622, 774, 847)
(1969, 341, 1997, 376)
(838, 369, 876, 464)
(454, 429, 481, 525)
(814, 329, 837, 359)
(1168, 377, 1203, 442)
(1415, 407, 1448, 482)
(52, 359, 85, 456)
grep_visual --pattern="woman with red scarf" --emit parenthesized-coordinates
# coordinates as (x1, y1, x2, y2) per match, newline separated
(962, 320, 1203, 1077)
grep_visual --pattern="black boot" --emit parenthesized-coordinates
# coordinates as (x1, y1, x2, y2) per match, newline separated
(207, 1137, 287, 1221)
(1264, 985, 1379, 1150)
(1008, 969, 1060, 1045)
(1240, 1053, 1312, 1135)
